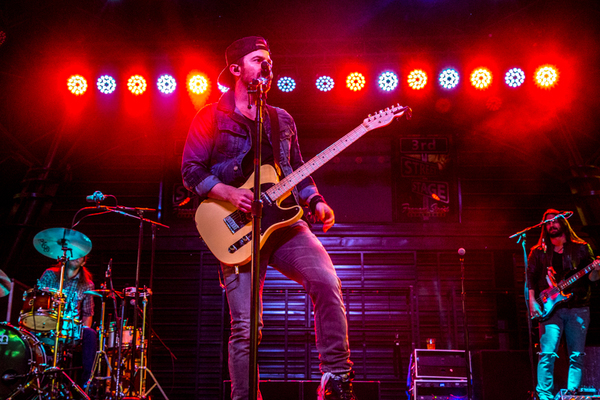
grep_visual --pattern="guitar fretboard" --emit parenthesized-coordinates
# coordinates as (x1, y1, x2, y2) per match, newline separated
(558, 263, 595, 291)
(266, 124, 368, 201)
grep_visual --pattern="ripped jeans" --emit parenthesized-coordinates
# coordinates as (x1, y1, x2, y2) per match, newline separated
(537, 306, 590, 400)
(221, 220, 353, 400)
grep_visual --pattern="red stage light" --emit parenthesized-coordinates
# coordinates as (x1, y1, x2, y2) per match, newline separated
(67, 75, 88, 95)
(470, 68, 492, 90)
(534, 65, 558, 89)
(188, 74, 209, 94)
(407, 69, 427, 90)
(346, 72, 365, 91)
(127, 75, 147, 95)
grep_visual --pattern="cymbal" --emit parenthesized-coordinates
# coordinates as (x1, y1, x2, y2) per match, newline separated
(33, 228, 92, 260)
(84, 289, 122, 298)
(0, 269, 10, 298)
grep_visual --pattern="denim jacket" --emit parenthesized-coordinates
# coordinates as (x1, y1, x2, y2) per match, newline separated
(181, 91, 320, 206)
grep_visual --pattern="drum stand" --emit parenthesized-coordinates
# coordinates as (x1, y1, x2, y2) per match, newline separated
(131, 289, 169, 400)
(43, 249, 90, 400)
(86, 288, 113, 398)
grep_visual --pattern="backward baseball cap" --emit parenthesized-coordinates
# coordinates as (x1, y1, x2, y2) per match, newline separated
(217, 36, 270, 89)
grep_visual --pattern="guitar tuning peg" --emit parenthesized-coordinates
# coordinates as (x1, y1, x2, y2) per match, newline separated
(368, 114, 372, 118)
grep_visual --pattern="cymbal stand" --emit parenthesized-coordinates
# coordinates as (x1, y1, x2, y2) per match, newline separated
(134, 288, 169, 399)
(45, 241, 90, 399)
(86, 284, 113, 397)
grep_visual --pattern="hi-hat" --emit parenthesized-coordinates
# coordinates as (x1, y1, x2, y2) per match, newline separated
(84, 289, 122, 298)
(33, 228, 92, 260)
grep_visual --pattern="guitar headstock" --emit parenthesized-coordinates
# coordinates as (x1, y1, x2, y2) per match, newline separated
(362, 104, 412, 131)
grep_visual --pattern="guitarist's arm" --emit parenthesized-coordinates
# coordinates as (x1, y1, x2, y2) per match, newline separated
(528, 289, 543, 319)
(589, 257, 600, 282)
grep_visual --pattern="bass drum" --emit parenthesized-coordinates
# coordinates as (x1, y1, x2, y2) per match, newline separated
(0, 323, 48, 399)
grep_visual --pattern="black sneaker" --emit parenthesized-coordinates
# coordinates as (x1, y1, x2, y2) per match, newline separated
(318, 371, 357, 400)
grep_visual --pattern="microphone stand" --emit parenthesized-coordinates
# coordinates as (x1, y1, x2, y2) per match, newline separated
(509, 219, 558, 400)
(459, 251, 472, 400)
(74, 202, 169, 399)
(248, 78, 267, 400)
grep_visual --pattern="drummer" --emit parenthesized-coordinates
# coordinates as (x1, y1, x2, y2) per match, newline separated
(38, 256, 97, 387)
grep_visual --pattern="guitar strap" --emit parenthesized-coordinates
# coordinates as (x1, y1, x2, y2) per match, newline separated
(267, 105, 282, 175)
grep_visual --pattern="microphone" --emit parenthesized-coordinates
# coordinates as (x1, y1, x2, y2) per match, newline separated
(259, 60, 272, 83)
(86, 191, 105, 203)
(542, 211, 573, 224)
(458, 248, 466, 260)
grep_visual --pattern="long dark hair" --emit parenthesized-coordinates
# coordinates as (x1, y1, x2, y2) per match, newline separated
(532, 208, 586, 253)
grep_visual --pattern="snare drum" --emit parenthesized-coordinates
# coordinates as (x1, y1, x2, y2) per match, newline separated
(19, 287, 59, 332)
(0, 323, 48, 399)
(106, 325, 143, 350)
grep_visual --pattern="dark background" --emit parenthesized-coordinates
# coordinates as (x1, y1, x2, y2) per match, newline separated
(1, 0, 600, 399)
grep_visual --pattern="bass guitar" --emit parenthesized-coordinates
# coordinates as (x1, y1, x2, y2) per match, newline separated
(532, 258, 600, 321)
(194, 104, 411, 266)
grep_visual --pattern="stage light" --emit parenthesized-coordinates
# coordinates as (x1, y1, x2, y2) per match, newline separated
(407, 69, 427, 90)
(67, 75, 88, 95)
(277, 77, 296, 92)
(535, 65, 558, 89)
(378, 71, 398, 91)
(157, 74, 176, 94)
(97, 75, 116, 94)
(188, 75, 208, 94)
(505, 68, 525, 88)
(127, 75, 147, 95)
(439, 68, 459, 89)
(470, 68, 492, 90)
(346, 72, 365, 91)
(316, 76, 335, 92)
(218, 83, 230, 93)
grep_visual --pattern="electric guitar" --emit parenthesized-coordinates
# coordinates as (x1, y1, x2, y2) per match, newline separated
(532, 258, 600, 321)
(194, 104, 411, 266)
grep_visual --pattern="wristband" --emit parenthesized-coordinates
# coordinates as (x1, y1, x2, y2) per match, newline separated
(309, 194, 325, 214)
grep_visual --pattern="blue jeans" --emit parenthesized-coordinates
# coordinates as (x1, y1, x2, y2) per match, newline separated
(221, 220, 353, 400)
(537, 307, 589, 400)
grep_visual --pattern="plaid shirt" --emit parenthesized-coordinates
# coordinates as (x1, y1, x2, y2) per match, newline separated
(39, 268, 95, 321)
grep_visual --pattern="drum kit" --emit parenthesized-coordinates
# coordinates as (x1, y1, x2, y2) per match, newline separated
(0, 227, 167, 400)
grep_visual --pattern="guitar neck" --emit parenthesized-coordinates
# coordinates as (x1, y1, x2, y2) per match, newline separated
(266, 124, 368, 201)
(557, 262, 596, 291)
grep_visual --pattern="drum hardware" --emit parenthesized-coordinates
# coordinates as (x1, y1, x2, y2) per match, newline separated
(32, 227, 92, 400)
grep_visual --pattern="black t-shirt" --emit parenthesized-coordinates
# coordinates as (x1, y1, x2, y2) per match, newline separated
(241, 116, 297, 208)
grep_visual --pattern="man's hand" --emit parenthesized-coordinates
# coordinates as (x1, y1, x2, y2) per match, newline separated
(314, 202, 335, 232)
(209, 184, 253, 213)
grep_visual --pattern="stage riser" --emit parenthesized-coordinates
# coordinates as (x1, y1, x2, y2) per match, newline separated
(222, 380, 380, 400)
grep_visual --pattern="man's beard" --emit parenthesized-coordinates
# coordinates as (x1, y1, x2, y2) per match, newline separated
(548, 226, 564, 238)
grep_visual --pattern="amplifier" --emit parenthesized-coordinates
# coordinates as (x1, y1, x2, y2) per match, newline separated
(412, 379, 467, 400)
(558, 388, 600, 400)
(413, 349, 468, 379)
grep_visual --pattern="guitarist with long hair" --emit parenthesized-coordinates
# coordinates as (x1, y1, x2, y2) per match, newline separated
(527, 209, 600, 399)
(182, 37, 356, 400)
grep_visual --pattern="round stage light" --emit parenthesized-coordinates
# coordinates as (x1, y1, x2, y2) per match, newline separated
(188, 75, 208, 94)
(277, 77, 296, 92)
(157, 74, 177, 94)
(470, 68, 492, 90)
(407, 69, 427, 90)
(346, 72, 366, 91)
(505, 68, 525, 88)
(316, 76, 335, 92)
(97, 75, 116, 94)
(535, 65, 558, 89)
(439, 69, 459, 89)
(218, 83, 230, 93)
(67, 75, 88, 95)
(378, 71, 398, 91)
(127, 75, 147, 95)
